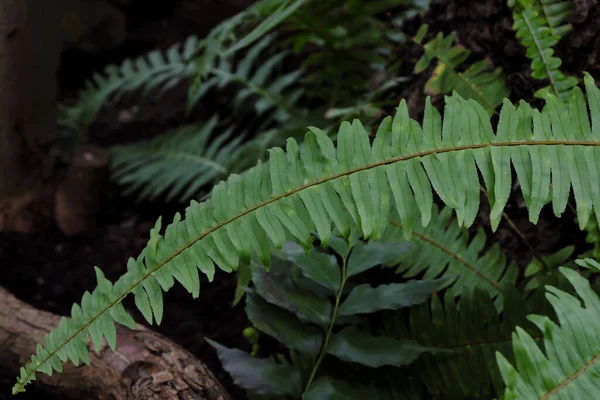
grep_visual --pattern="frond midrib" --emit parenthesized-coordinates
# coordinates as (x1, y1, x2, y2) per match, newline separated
(389, 221, 503, 291)
(541, 352, 600, 400)
(112, 147, 228, 173)
(520, 10, 560, 98)
(14, 138, 600, 393)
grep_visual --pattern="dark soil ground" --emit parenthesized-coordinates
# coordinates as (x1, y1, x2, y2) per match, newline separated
(2, 0, 600, 399)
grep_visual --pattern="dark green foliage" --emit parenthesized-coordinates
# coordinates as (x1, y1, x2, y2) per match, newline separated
(412, 24, 510, 115)
(498, 263, 600, 399)
(380, 288, 533, 398)
(208, 240, 444, 398)
(381, 206, 519, 309)
(188, 33, 310, 139)
(110, 118, 242, 202)
(59, 36, 198, 145)
(287, 0, 417, 121)
(17, 0, 600, 397)
(15, 75, 600, 395)
(512, 2, 577, 101)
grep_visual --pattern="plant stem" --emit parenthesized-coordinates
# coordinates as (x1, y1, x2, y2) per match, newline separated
(304, 249, 350, 392)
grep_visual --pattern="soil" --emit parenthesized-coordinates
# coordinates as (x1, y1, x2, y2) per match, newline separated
(2, 0, 600, 399)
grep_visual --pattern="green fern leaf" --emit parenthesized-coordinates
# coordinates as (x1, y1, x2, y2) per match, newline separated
(14, 74, 600, 394)
(517, 0, 574, 39)
(513, 7, 577, 101)
(381, 287, 539, 398)
(497, 263, 600, 399)
(383, 206, 519, 308)
(59, 36, 198, 141)
(110, 118, 242, 202)
(413, 25, 510, 114)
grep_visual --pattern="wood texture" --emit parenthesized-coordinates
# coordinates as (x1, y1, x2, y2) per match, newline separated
(0, 287, 232, 400)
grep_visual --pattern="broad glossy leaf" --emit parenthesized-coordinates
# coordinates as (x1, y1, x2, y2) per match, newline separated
(252, 267, 332, 326)
(245, 292, 322, 355)
(207, 339, 302, 396)
(327, 327, 434, 368)
(286, 249, 341, 292)
(347, 242, 412, 277)
(338, 279, 444, 316)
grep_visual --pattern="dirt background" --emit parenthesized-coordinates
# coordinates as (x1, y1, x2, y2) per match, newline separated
(2, 0, 600, 399)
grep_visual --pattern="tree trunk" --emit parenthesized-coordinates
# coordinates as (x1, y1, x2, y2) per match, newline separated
(0, 0, 59, 232)
(0, 287, 232, 400)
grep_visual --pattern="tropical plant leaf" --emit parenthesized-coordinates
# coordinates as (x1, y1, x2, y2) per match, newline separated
(252, 266, 333, 327)
(327, 327, 436, 368)
(413, 24, 510, 114)
(497, 264, 600, 399)
(206, 339, 302, 396)
(245, 291, 323, 356)
(59, 35, 198, 142)
(380, 286, 545, 398)
(346, 241, 413, 277)
(382, 206, 519, 309)
(284, 248, 341, 292)
(110, 118, 243, 202)
(337, 279, 444, 316)
(512, 7, 577, 101)
(14, 74, 600, 394)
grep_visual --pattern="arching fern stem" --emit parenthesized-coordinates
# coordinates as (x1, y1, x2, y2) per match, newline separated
(13, 136, 600, 395)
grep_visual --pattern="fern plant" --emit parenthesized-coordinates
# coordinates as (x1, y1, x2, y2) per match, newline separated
(208, 239, 444, 397)
(109, 117, 244, 202)
(497, 259, 600, 399)
(59, 35, 199, 144)
(13, 73, 600, 395)
(512, 1, 577, 101)
(411, 24, 510, 115)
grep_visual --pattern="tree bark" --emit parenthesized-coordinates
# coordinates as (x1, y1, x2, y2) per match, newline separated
(55, 144, 110, 236)
(0, 287, 232, 400)
(0, 0, 59, 232)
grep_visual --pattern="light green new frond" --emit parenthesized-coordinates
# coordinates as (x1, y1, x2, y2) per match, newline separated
(382, 206, 518, 309)
(59, 36, 198, 142)
(14, 74, 600, 394)
(497, 264, 600, 399)
(109, 117, 243, 202)
(413, 24, 510, 114)
(512, 7, 577, 101)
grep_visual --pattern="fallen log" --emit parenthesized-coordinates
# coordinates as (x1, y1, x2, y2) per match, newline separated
(0, 287, 231, 400)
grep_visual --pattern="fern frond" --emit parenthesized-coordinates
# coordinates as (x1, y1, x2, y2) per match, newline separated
(381, 287, 537, 398)
(413, 25, 510, 114)
(526, 0, 574, 39)
(497, 263, 600, 399)
(189, 0, 305, 90)
(109, 117, 243, 202)
(513, 7, 577, 101)
(14, 74, 600, 394)
(382, 206, 518, 309)
(190, 35, 304, 123)
(60, 36, 198, 140)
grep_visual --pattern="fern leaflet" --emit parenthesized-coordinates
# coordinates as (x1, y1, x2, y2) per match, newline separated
(513, 7, 577, 101)
(60, 36, 198, 141)
(497, 260, 600, 399)
(382, 206, 519, 309)
(13, 73, 600, 394)
(381, 287, 541, 398)
(109, 117, 243, 202)
(412, 24, 510, 114)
